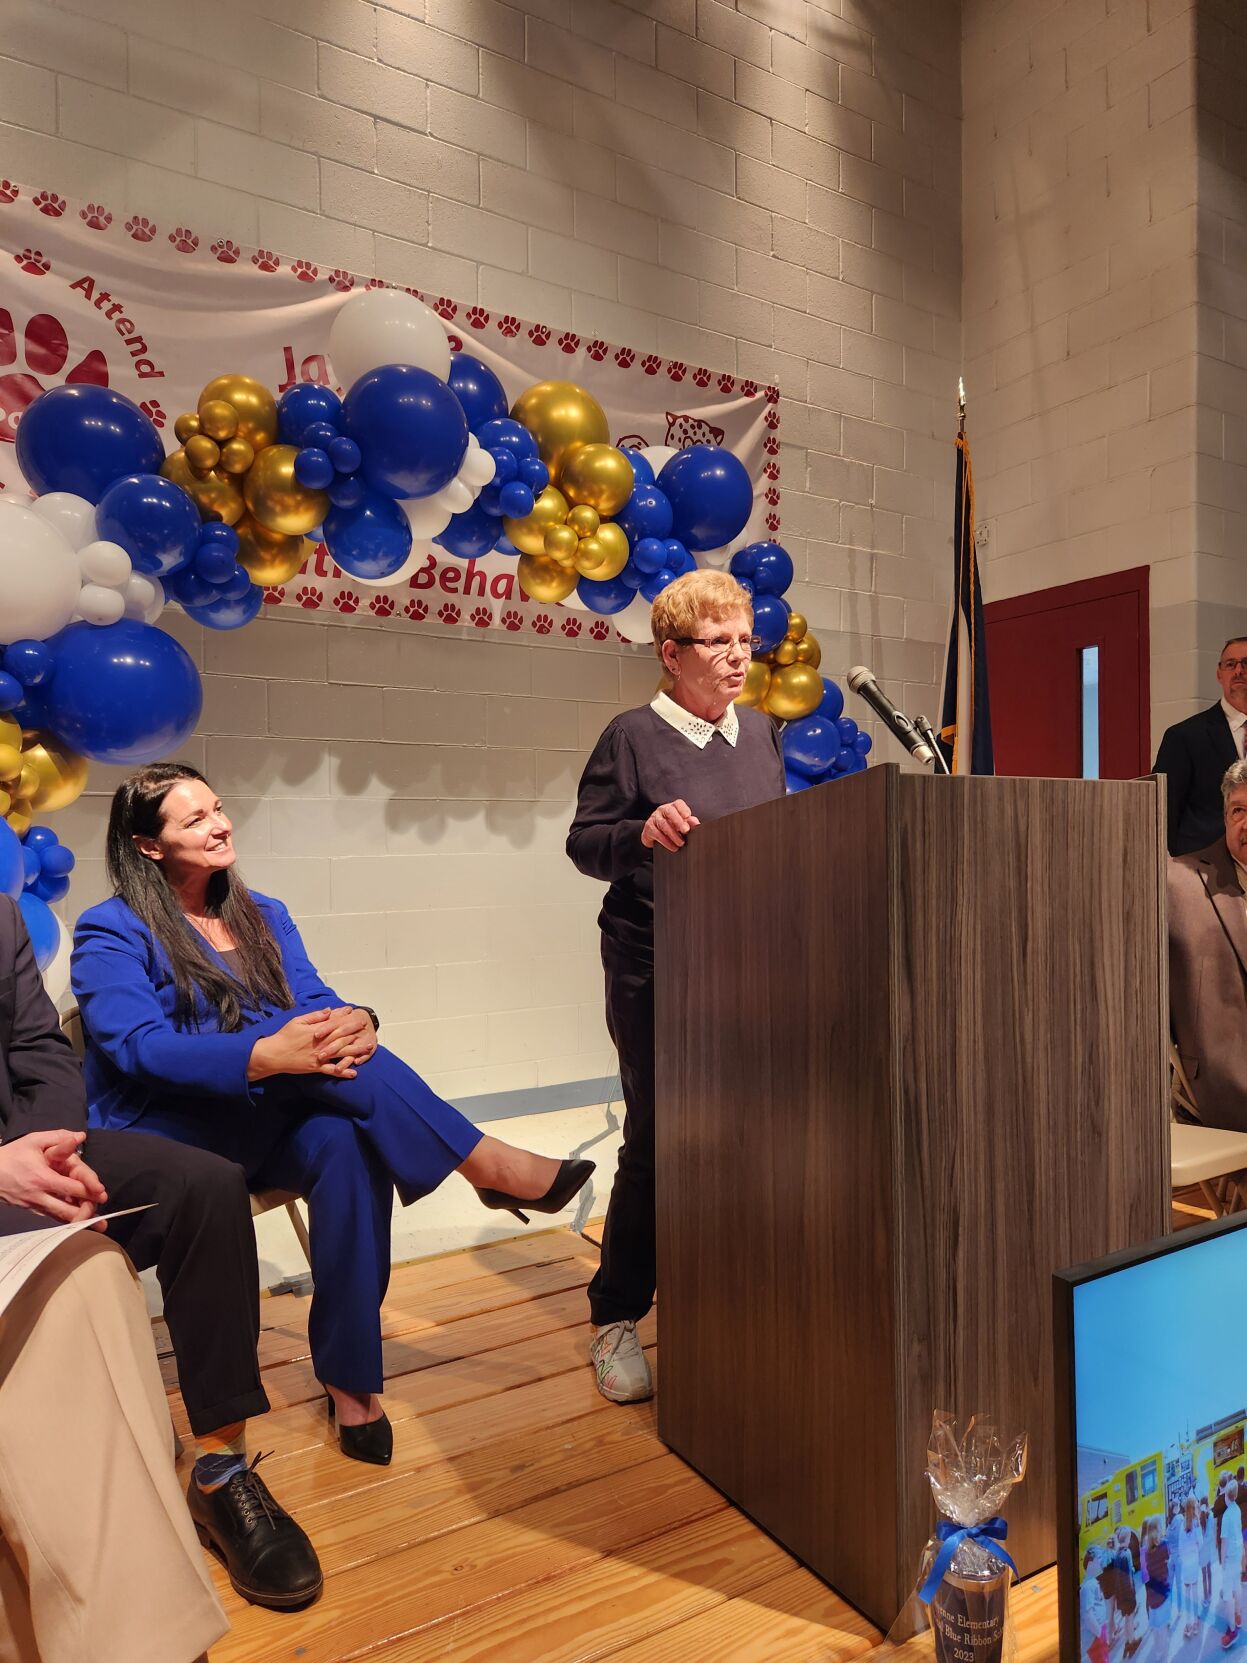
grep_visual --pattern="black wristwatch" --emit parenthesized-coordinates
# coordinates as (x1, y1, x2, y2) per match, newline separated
(358, 1006, 380, 1033)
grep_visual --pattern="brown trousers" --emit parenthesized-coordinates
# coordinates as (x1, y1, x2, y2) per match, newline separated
(0, 1233, 227, 1663)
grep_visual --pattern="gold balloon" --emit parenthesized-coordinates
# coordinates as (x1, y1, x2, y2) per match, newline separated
(589, 521, 629, 580)
(0, 743, 21, 781)
(219, 438, 255, 475)
(517, 551, 579, 604)
(174, 411, 201, 444)
(184, 433, 221, 474)
(199, 374, 279, 450)
(772, 639, 798, 667)
(5, 804, 31, 836)
(162, 450, 245, 525)
(0, 788, 9, 818)
(16, 763, 37, 800)
(244, 444, 329, 537)
(794, 634, 822, 668)
(510, 381, 610, 474)
(566, 504, 600, 538)
(544, 523, 579, 563)
(575, 534, 607, 574)
(234, 514, 311, 587)
(199, 398, 239, 442)
(765, 663, 824, 721)
(785, 610, 808, 642)
(735, 659, 772, 709)
(503, 486, 569, 556)
(21, 735, 88, 813)
(559, 443, 634, 516)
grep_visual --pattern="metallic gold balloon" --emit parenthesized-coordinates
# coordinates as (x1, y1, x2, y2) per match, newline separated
(199, 374, 279, 451)
(735, 659, 772, 709)
(0, 788, 9, 818)
(234, 514, 311, 587)
(16, 763, 37, 800)
(510, 381, 610, 474)
(575, 534, 607, 575)
(785, 610, 808, 642)
(162, 449, 245, 525)
(174, 411, 201, 444)
(794, 634, 822, 668)
(559, 443, 634, 517)
(503, 486, 569, 556)
(590, 521, 629, 580)
(5, 804, 31, 836)
(185, 433, 222, 474)
(765, 663, 823, 721)
(244, 444, 329, 537)
(566, 504, 600, 538)
(517, 551, 579, 604)
(21, 735, 88, 813)
(219, 438, 255, 475)
(544, 523, 579, 563)
(0, 743, 21, 781)
(199, 398, 239, 442)
(772, 639, 798, 667)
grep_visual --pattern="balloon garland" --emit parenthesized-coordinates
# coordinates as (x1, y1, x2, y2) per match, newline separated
(0, 286, 861, 954)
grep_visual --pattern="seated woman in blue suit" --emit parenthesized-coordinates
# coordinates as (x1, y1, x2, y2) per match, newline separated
(71, 762, 593, 1469)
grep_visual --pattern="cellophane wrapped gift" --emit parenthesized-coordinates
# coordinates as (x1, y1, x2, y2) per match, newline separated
(886, 1412, 1028, 1663)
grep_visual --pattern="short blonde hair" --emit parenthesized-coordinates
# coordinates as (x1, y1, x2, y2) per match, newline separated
(649, 569, 753, 650)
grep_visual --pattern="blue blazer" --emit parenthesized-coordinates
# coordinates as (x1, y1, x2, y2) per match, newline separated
(71, 892, 344, 1130)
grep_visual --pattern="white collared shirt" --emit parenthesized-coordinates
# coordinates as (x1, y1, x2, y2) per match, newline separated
(650, 689, 739, 750)
(1221, 697, 1247, 759)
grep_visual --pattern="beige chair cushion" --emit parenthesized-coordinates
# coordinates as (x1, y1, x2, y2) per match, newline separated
(1171, 1121, 1247, 1187)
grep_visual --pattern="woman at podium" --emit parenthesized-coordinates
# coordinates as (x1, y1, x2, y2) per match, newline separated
(568, 570, 785, 1404)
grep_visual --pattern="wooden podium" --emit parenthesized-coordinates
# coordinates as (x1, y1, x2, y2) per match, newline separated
(653, 765, 1170, 1631)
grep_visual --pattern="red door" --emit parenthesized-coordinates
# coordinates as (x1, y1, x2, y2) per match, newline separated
(984, 567, 1150, 779)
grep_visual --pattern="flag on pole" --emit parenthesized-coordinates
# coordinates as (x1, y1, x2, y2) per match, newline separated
(938, 411, 994, 775)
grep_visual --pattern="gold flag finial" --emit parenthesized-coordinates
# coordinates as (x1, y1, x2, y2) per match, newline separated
(957, 376, 966, 434)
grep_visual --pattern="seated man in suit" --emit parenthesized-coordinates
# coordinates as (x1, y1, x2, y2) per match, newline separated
(0, 893, 321, 1618)
(1154, 638, 1247, 855)
(1168, 759, 1247, 1129)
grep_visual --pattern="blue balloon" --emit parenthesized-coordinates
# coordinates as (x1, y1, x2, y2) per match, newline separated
(854, 731, 872, 757)
(477, 418, 537, 459)
(278, 383, 343, 446)
(619, 557, 645, 591)
(622, 447, 653, 487)
(328, 435, 361, 474)
(657, 444, 754, 552)
(749, 542, 794, 596)
(17, 386, 164, 503)
(818, 677, 845, 723)
(328, 475, 365, 510)
(498, 481, 534, 518)
(577, 573, 634, 614)
(633, 537, 667, 575)
(96, 473, 200, 578)
(197, 522, 238, 548)
(640, 568, 676, 603)
(166, 566, 217, 610)
(21, 847, 40, 887)
(342, 364, 469, 499)
(303, 421, 339, 449)
(751, 593, 790, 654)
(219, 565, 254, 602)
(664, 541, 696, 577)
(0, 820, 22, 899)
(194, 541, 236, 585)
(295, 446, 335, 490)
(836, 717, 859, 745)
(41, 620, 202, 765)
(783, 715, 840, 777)
(436, 499, 502, 561)
(31, 872, 70, 903)
(617, 484, 673, 545)
(519, 457, 549, 492)
(490, 447, 518, 484)
(23, 825, 57, 855)
(323, 488, 413, 579)
(833, 747, 856, 773)
(0, 672, 20, 712)
(40, 842, 75, 878)
(784, 767, 814, 794)
(185, 584, 264, 631)
(730, 543, 762, 580)
(4, 640, 54, 686)
(448, 353, 508, 432)
(18, 894, 58, 970)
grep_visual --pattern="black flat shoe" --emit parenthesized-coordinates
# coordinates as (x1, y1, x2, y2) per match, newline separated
(187, 1453, 322, 1610)
(476, 1156, 596, 1225)
(326, 1394, 393, 1466)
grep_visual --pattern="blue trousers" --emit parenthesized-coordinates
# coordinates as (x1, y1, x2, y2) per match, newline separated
(131, 1047, 483, 1394)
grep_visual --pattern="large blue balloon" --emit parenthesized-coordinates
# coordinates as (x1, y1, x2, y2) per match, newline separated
(17, 385, 164, 503)
(751, 593, 790, 654)
(732, 540, 793, 596)
(617, 485, 673, 546)
(185, 585, 264, 631)
(448, 353, 508, 432)
(278, 382, 343, 446)
(818, 678, 845, 723)
(96, 474, 201, 578)
(341, 364, 469, 499)
(323, 488, 414, 579)
(18, 894, 58, 971)
(782, 715, 839, 778)
(657, 445, 754, 552)
(621, 447, 654, 487)
(436, 499, 502, 561)
(0, 818, 23, 899)
(41, 620, 202, 765)
(577, 574, 634, 615)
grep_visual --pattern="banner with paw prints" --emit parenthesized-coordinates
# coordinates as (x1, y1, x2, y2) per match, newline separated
(0, 182, 780, 645)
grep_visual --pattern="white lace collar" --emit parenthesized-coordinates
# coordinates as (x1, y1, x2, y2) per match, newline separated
(650, 690, 739, 749)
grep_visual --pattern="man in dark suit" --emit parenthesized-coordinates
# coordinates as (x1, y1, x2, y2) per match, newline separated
(0, 894, 321, 1611)
(1168, 760, 1247, 1130)
(1154, 638, 1247, 855)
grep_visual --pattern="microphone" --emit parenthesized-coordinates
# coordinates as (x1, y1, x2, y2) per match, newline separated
(847, 666, 936, 764)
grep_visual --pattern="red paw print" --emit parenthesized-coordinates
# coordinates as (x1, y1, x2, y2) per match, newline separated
(718, 374, 735, 394)
(614, 347, 635, 369)
(15, 249, 49, 276)
(434, 297, 457, 320)
(666, 361, 687, 382)
(765, 385, 779, 404)
(291, 259, 318, 282)
(468, 605, 492, 627)
(402, 286, 426, 302)
(211, 239, 239, 264)
(333, 589, 360, 613)
(294, 584, 321, 608)
(560, 616, 582, 638)
(763, 461, 779, 481)
(126, 216, 156, 242)
(33, 192, 65, 218)
(499, 608, 523, 631)
(765, 512, 780, 532)
(587, 339, 608, 362)
(763, 434, 779, 455)
(0, 309, 108, 442)
(447, 332, 463, 353)
(557, 331, 580, 354)
(251, 249, 280, 272)
(369, 593, 396, 617)
(140, 399, 166, 429)
(80, 203, 111, 230)
(532, 612, 553, 634)
(437, 601, 461, 625)
(692, 366, 711, 388)
(0, 182, 18, 204)
(528, 323, 551, 346)
(404, 598, 428, 621)
(466, 306, 489, 330)
(263, 586, 285, 605)
(328, 268, 354, 292)
(763, 408, 779, 430)
(496, 314, 520, 338)
(168, 227, 198, 253)
(765, 486, 779, 506)
(640, 354, 660, 376)
(364, 277, 387, 290)
(741, 379, 759, 398)
(588, 619, 609, 640)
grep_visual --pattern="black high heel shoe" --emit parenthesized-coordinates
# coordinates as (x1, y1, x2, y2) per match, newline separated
(475, 1157, 596, 1225)
(325, 1394, 393, 1467)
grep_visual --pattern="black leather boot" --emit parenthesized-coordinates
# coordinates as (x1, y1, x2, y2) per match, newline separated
(186, 1454, 323, 1610)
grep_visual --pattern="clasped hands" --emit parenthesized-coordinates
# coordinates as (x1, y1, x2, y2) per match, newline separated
(0, 1130, 108, 1227)
(248, 1005, 378, 1083)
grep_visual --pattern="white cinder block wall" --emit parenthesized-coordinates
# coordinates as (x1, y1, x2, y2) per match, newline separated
(7, 0, 963, 1125)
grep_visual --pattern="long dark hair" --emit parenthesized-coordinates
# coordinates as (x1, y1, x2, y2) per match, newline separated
(106, 762, 293, 1031)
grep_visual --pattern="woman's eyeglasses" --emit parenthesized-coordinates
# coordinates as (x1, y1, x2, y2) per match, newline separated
(674, 635, 761, 658)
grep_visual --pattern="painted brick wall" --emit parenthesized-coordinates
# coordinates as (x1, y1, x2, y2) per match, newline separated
(5, 0, 964, 1099)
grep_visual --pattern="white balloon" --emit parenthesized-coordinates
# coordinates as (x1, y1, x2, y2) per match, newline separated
(697, 543, 733, 570)
(434, 477, 473, 515)
(401, 496, 452, 539)
(41, 916, 74, 1010)
(31, 491, 96, 551)
(459, 439, 496, 489)
(78, 538, 132, 589)
(638, 444, 678, 478)
(328, 288, 451, 389)
(614, 592, 656, 643)
(0, 498, 82, 639)
(350, 542, 436, 589)
(122, 572, 165, 624)
(78, 582, 126, 625)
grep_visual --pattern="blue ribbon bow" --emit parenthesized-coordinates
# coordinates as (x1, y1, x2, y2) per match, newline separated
(919, 1516, 1019, 1605)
